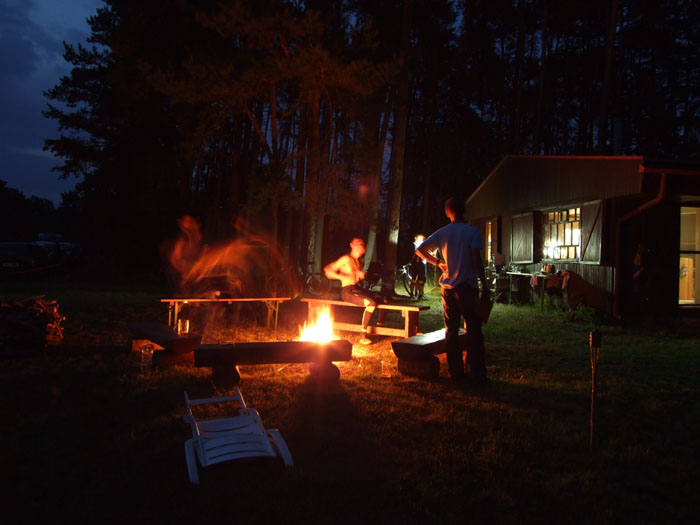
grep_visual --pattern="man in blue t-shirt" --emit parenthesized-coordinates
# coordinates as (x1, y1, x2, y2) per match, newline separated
(416, 197, 491, 386)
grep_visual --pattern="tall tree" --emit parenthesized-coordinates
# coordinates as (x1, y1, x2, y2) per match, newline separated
(383, 0, 413, 279)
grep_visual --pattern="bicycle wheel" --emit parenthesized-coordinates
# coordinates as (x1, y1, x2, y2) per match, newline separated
(308, 274, 331, 296)
(399, 271, 412, 296)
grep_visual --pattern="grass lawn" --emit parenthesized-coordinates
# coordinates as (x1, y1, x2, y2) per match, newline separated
(2, 279, 699, 523)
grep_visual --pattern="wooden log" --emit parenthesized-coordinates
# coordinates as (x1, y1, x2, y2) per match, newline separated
(128, 321, 201, 354)
(128, 321, 200, 369)
(212, 366, 241, 387)
(131, 338, 195, 368)
(397, 356, 440, 379)
(154, 348, 195, 368)
(195, 340, 352, 367)
(308, 361, 341, 383)
(391, 328, 467, 361)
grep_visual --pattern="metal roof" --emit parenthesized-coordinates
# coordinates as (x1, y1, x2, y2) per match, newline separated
(465, 155, 700, 220)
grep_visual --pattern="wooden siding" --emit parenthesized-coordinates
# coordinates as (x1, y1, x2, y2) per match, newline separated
(580, 201, 603, 263)
(466, 156, 644, 221)
(511, 213, 535, 263)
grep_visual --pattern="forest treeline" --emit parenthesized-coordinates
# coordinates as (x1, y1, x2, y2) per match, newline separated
(0, 181, 58, 241)
(41, 0, 700, 277)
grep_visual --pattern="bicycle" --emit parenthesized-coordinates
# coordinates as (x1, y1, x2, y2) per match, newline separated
(299, 262, 332, 296)
(362, 260, 414, 298)
(395, 263, 413, 296)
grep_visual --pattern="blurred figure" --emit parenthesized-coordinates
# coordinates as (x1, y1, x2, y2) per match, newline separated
(163, 215, 204, 291)
(171, 216, 202, 270)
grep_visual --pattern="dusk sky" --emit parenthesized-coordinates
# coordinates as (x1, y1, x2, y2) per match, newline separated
(0, 0, 102, 205)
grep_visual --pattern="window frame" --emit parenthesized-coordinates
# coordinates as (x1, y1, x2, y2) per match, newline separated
(541, 206, 581, 262)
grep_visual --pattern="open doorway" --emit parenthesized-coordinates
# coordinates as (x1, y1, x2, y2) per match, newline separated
(679, 206, 699, 305)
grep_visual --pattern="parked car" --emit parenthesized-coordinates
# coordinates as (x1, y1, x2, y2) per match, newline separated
(0, 236, 80, 275)
(0, 242, 50, 274)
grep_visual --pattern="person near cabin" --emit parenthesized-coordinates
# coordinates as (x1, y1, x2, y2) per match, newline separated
(416, 197, 491, 387)
(409, 251, 427, 300)
(324, 237, 388, 345)
(631, 242, 647, 317)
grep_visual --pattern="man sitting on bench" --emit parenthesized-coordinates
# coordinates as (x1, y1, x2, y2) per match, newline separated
(324, 237, 387, 345)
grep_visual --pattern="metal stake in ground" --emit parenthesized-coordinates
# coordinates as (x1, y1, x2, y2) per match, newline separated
(589, 329, 601, 453)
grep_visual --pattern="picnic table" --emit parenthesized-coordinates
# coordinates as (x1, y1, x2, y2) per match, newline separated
(161, 297, 291, 330)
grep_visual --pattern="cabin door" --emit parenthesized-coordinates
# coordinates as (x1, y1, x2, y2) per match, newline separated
(679, 206, 700, 305)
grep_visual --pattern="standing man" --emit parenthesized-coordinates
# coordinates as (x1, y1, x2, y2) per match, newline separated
(416, 197, 491, 386)
(324, 238, 388, 345)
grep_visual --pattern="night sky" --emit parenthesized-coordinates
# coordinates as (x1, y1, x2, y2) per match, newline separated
(0, 0, 101, 205)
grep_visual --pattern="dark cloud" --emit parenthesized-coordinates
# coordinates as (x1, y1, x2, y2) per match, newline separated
(0, 0, 41, 79)
(0, 0, 101, 205)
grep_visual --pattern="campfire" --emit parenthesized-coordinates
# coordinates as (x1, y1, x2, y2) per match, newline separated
(299, 307, 334, 343)
(158, 214, 353, 384)
(193, 305, 352, 385)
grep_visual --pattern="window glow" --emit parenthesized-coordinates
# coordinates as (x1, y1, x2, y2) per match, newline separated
(542, 207, 580, 260)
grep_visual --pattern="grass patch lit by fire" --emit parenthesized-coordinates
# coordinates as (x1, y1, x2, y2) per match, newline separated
(2, 280, 699, 523)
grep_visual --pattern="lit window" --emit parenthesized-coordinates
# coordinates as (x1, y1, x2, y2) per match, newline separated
(485, 220, 492, 263)
(542, 207, 580, 260)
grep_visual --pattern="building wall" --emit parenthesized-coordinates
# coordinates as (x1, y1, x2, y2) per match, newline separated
(473, 197, 681, 318)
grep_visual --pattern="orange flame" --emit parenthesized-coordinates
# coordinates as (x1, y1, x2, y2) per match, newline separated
(299, 307, 335, 342)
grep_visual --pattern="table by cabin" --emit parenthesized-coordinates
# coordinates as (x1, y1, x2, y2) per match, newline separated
(506, 272, 566, 310)
(530, 273, 566, 311)
(505, 272, 532, 305)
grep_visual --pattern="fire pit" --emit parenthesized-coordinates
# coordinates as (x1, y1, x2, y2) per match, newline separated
(194, 339, 352, 385)
(194, 306, 352, 385)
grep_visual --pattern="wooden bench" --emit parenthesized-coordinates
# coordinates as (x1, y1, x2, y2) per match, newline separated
(128, 321, 202, 368)
(391, 328, 467, 379)
(300, 298, 429, 338)
(160, 297, 291, 330)
(195, 340, 353, 385)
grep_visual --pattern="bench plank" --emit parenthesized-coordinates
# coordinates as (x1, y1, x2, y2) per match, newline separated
(391, 328, 467, 361)
(332, 322, 406, 338)
(195, 340, 352, 366)
(301, 298, 429, 311)
(300, 297, 429, 338)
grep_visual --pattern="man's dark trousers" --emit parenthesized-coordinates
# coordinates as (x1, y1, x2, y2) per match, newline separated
(441, 283, 487, 380)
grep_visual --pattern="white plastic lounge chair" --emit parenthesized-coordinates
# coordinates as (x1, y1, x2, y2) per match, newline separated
(183, 387, 293, 484)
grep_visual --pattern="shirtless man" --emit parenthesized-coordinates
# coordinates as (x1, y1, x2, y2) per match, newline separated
(324, 238, 387, 344)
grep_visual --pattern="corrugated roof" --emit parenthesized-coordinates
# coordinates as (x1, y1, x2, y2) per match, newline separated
(464, 155, 700, 220)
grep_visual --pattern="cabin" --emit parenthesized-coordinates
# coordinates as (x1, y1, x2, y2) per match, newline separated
(465, 155, 700, 319)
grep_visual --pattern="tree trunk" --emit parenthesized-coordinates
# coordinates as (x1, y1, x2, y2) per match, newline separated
(364, 92, 391, 269)
(384, 0, 413, 281)
(293, 109, 307, 269)
(305, 90, 323, 276)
